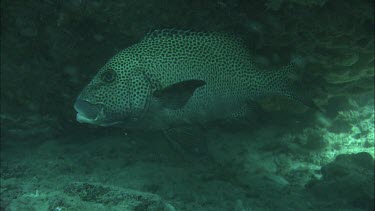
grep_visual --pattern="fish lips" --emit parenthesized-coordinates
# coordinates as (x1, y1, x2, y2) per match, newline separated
(74, 99, 105, 124)
(74, 99, 124, 127)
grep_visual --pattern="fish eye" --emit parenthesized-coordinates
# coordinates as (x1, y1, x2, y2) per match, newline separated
(101, 69, 117, 83)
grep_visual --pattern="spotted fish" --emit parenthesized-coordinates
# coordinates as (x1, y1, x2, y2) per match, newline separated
(74, 29, 315, 129)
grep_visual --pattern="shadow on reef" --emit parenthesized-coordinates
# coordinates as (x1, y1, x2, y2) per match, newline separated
(307, 152, 374, 211)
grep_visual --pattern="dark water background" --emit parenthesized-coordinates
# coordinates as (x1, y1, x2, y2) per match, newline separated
(1, 0, 374, 210)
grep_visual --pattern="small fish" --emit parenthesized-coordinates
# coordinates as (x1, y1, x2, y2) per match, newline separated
(74, 29, 316, 129)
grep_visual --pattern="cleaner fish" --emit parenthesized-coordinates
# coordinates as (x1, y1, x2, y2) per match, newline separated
(74, 29, 314, 129)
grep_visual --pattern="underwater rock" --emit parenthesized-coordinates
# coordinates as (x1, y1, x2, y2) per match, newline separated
(0, 114, 61, 141)
(286, 0, 328, 7)
(6, 182, 169, 210)
(306, 152, 374, 210)
(64, 182, 167, 210)
(266, 0, 329, 10)
(15, 17, 38, 37)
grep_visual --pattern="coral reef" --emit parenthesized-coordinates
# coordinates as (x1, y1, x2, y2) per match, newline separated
(1, 0, 374, 210)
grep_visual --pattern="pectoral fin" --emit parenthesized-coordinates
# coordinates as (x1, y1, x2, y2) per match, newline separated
(153, 79, 206, 110)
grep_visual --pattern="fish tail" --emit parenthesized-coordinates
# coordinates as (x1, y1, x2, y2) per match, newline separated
(276, 57, 321, 111)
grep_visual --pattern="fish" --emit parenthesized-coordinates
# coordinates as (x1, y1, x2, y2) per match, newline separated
(74, 29, 316, 129)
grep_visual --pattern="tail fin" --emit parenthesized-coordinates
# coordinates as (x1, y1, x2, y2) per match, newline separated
(277, 56, 322, 112)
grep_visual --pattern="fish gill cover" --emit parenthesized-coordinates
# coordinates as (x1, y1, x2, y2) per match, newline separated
(1, 0, 374, 210)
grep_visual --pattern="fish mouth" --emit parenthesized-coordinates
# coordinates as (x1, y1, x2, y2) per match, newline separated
(74, 99, 105, 124)
(74, 99, 124, 126)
